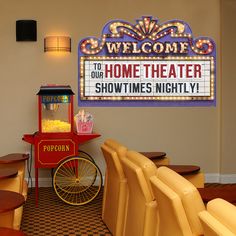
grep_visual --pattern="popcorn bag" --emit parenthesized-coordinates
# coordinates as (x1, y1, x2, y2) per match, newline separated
(74, 110, 93, 134)
(77, 121, 93, 133)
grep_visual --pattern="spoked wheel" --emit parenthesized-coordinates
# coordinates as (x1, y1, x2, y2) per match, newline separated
(78, 150, 95, 163)
(53, 156, 102, 205)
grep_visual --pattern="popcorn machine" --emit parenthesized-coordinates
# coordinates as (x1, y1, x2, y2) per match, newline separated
(23, 85, 102, 206)
(39, 85, 73, 133)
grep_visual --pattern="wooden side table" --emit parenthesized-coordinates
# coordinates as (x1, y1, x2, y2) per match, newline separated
(140, 151, 170, 165)
(0, 169, 18, 179)
(140, 152, 167, 160)
(0, 153, 29, 164)
(0, 153, 29, 178)
(0, 227, 27, 236)
(156, 164, 200, 175)
(0, 154, 29, 164)
(198, 186, 236, 204)
(0, 154, 29, 200)
(0, 190, 25, 228)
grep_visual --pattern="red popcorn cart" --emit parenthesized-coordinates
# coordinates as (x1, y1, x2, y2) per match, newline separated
(23, 85, 102, 206)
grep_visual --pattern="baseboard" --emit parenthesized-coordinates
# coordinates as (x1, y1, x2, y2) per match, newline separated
(27, 178, 52, 187)
(205, 173, 220, 183)
(219, 174, 236, 183)
(26, 174, 236, 187)
(27, 176, 106, 187)
(200, 173, 236, 183)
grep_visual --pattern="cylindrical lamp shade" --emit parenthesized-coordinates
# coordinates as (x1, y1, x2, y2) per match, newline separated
(44, 36, 71, 52)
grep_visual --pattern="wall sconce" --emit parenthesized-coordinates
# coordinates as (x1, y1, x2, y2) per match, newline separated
(44, 36, 71, 52)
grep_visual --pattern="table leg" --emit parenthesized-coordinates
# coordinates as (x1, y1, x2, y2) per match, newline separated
(35, 167, 38, 207)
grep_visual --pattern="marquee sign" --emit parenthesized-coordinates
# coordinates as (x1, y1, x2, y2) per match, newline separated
(78, 16, 216, 106)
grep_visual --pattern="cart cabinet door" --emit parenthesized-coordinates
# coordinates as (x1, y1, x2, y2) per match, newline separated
(36, 139, 76, 168)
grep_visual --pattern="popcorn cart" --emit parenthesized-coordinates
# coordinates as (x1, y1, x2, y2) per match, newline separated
(23, 85, 102, 206)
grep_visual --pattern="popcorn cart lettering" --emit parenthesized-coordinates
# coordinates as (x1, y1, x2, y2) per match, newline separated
(42, 95, 70, 104)
(38, 140, 76, 164)
(43, 144, 70, 152)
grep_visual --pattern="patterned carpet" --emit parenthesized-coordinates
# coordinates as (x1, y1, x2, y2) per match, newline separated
(21, 184, 236, 235)
(21, 187, 112, 236)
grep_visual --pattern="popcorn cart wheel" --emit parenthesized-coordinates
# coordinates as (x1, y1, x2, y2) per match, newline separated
(78, 150, 95, 163)
(53, 156, 102, 205)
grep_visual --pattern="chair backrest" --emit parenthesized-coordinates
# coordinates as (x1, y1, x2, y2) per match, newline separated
(104, 139, 127, 161)
(199, 198, 236, 236)
(150, 175, 192, 236)
(101, 143, 127, 236)
(121, 157, 157, 236)
(199, 210, 235, 236)
(157, 166, 205, 236)
(101, 144, 125, 180)
(126, 150, 157, 200)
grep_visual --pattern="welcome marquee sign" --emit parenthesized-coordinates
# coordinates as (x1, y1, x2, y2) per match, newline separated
(78, 16, 216, 106)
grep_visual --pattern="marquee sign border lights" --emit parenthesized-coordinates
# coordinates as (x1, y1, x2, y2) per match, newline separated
(78, 16, 216, 107)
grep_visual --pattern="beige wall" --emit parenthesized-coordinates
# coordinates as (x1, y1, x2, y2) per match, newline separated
(221, 0, 236, 174)
(0, 0, 225, 180)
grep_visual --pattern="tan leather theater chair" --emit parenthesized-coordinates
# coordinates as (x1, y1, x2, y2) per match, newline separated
(126, 150, 157, 204)
(0, 175, 24, 230)
(156, 166, 206, 236)
(104, 139, 127, 161)
(121, 152, 158, 236)
(199, 198, 236, 236)
(101, 140, 128, 236)
(150, 175, 193, 236)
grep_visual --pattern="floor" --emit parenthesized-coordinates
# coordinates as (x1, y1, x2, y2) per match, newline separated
(21, 187, 112, 236)
(21, 184, 236, 235)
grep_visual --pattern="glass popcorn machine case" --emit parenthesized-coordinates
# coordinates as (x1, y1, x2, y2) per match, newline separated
(23, 85, 101, 207)
(38, 85, 74, 133)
